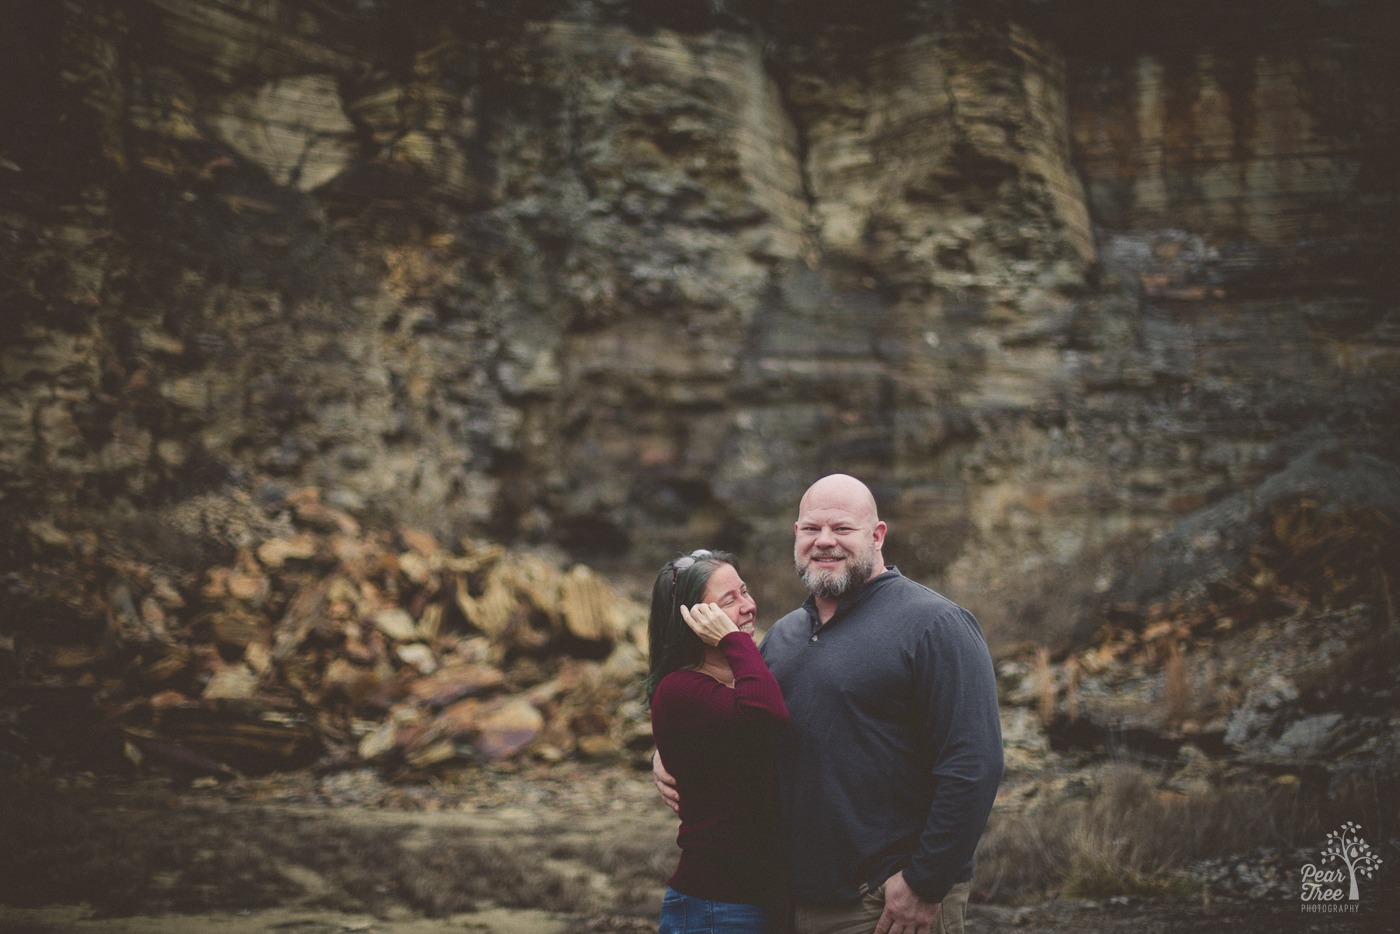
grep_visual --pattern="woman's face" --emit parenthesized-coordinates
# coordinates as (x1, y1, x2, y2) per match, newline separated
(700, 562, 757, 636)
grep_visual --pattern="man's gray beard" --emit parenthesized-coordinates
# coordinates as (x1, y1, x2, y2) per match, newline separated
(798, 552, 876, 600)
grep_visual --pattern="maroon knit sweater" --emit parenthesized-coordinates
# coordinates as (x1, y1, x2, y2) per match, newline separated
(650, 631, 790, 906)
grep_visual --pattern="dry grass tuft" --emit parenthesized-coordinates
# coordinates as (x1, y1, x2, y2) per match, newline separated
(1034, 647, 1056, 727)
(976, 760, 1397, 903)
(1059, 767, 1210, 898)
(1163, 643, 1191, 722)
(1062, 658, 1081, 724)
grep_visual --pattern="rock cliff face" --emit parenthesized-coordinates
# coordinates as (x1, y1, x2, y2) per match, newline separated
(3, 0, 1397, 643)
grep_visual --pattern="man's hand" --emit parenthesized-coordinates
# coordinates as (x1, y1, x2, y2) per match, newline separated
(875, 871, 941, 934)
(652, 749, 680, 815)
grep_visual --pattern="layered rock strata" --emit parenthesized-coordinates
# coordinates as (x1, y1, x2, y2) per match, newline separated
(2, 0, 1395, 645)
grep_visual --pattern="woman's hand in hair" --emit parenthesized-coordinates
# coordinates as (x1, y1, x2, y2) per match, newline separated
(679, 602, 739, 646)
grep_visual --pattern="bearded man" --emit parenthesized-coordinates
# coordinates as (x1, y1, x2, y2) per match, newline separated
(657, 474, 1004, 934)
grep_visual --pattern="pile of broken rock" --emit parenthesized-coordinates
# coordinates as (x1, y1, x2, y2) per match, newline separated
(3, 488, 654, 780)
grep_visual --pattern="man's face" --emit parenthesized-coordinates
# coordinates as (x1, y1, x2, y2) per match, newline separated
(793, 508, 881, 601)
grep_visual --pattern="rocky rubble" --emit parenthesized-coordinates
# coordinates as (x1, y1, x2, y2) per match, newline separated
(987, 494, 1399, 903)
(1, 487, 654, 780)
(998, 495, 1399, 771)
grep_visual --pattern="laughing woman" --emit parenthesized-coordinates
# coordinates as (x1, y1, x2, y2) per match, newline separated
(646, 549, 790, 934)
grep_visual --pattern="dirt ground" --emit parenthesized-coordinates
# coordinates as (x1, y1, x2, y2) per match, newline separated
(1, 763, 1395, 934)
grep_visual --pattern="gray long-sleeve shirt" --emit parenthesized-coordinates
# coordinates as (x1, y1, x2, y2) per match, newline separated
(760, 567, 1004, 904)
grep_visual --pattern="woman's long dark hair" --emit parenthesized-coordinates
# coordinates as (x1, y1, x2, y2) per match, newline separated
(645, 549, 736, 704)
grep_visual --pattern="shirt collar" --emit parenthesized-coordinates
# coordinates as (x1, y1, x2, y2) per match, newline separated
(801, 566, 901, 626)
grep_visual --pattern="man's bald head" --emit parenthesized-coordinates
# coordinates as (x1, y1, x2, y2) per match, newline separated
(798, 473, 880, 526)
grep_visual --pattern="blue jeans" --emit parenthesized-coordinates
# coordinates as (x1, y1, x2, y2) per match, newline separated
(660, 887, 773, 934)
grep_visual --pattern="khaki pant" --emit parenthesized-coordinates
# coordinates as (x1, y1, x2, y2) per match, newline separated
(791, 880, 970, 934)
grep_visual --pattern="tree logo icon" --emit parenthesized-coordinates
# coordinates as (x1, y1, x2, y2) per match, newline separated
(1301, 821, 1384, 907)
